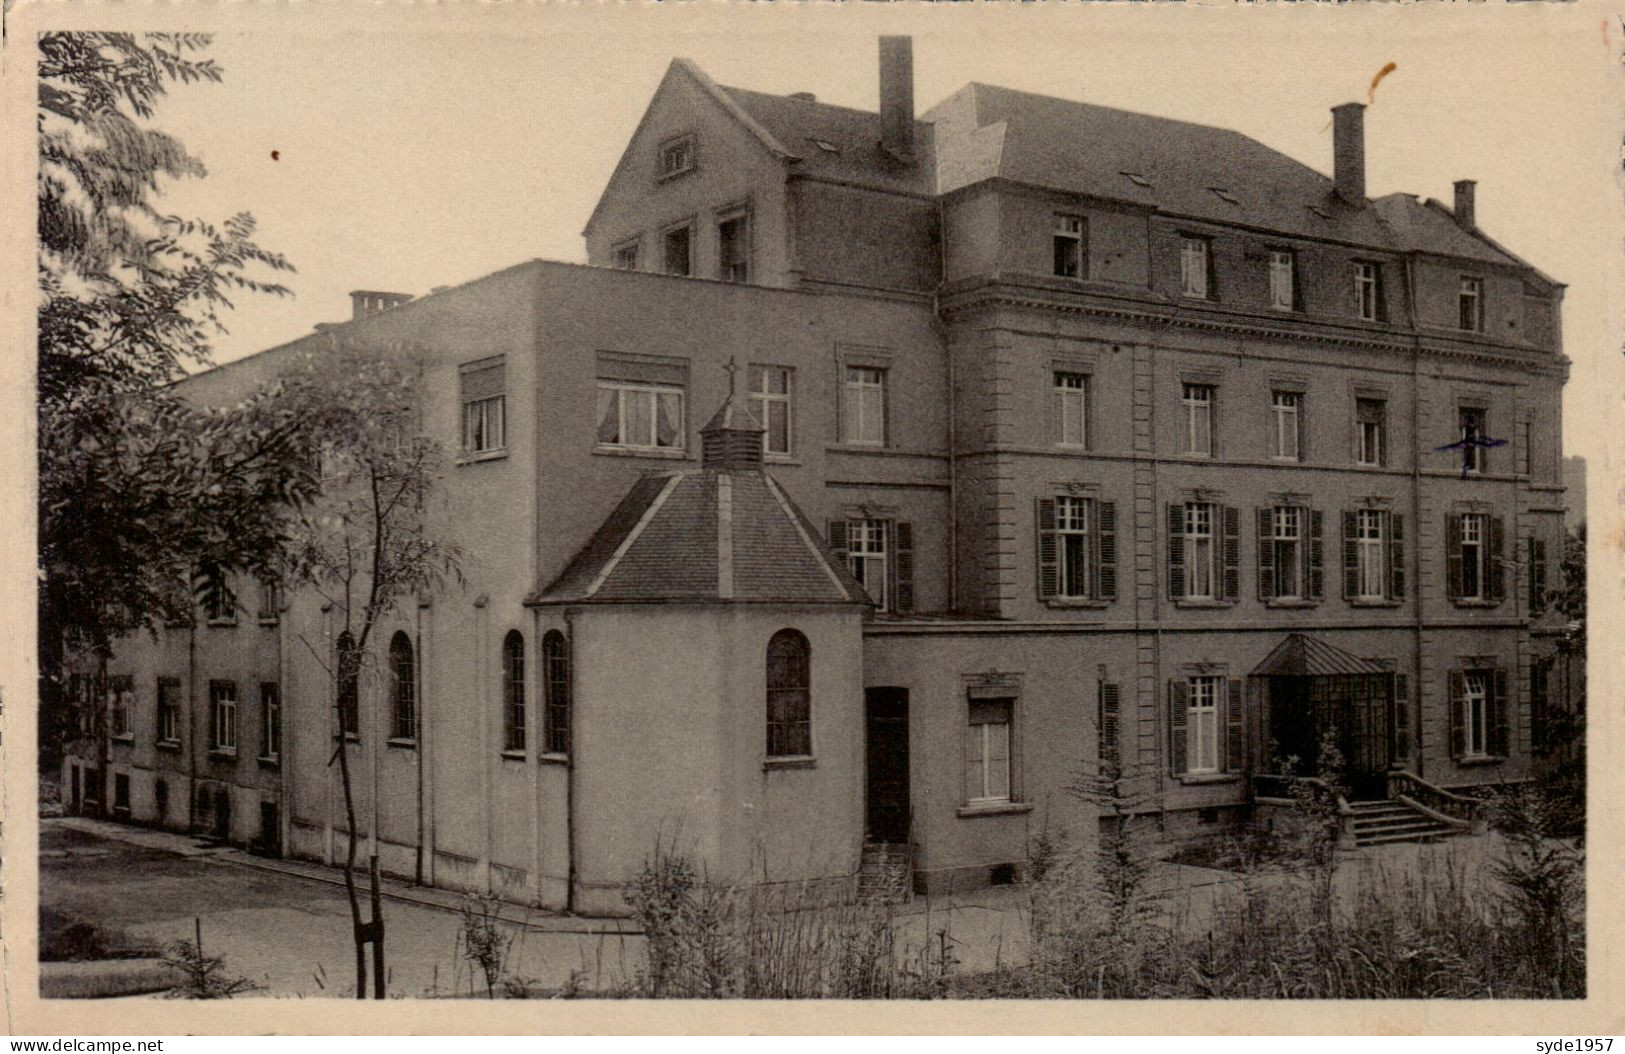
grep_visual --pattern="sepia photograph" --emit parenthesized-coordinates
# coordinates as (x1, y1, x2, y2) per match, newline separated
(8, 0, 1621, 1031)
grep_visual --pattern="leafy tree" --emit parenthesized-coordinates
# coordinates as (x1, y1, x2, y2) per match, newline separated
(1556, 523, 1586, 623)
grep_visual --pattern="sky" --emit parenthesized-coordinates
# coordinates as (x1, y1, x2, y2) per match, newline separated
(133, 5, 1620, 473)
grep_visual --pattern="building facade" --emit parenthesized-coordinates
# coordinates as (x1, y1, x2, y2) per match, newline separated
(63, 37, 1569, 910)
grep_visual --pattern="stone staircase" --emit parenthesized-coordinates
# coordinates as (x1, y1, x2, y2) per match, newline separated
(857, 842, 913, 904)
(1347, 798, 1465, 847)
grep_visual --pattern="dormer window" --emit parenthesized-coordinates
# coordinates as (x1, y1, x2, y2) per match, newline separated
(1053, 215, 1084, 279)
(659, 135, 695, 179)
(1459, 276, 1484, 332)
(1180, 236, 1212, 300)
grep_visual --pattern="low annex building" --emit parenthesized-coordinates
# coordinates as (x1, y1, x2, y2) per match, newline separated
(64, 37, 1569, 909)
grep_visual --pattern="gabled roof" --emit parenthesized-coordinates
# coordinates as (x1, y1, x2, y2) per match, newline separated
(1372, 193, 1559, 285)
(1252, 634, 1390, 678)
(531, 468, 869, 607)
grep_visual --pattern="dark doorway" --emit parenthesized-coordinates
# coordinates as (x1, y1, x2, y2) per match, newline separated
(865, 687, 910, 843)
(213, 787, 231, 841)
(257, 801, 281, 856)
(69, 765, 81, 815)
(1266, 674, 1393, 800)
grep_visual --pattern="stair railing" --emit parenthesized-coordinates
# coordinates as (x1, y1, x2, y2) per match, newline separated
(1251, 773, 1357, 850)
(1386, 771, 1484, 832)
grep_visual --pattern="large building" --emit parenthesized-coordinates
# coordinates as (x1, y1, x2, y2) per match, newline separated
(62, 38, 1570, 912)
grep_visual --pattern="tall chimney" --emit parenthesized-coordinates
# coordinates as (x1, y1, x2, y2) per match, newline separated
(1453, 179, 1477, 228)
(1331, 102, 1366, 204)
(879, 36, 915, 162)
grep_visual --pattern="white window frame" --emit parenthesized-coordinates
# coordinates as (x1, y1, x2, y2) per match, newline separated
(1185, 502, 1216, 601)
(1355, 262, 1381, 321)
(1053, 371, 1088, 448)
(748, 365, 793, 457)
(1056, 495, 1093, 599)
(1053, 214, 1084, 279)
(109, 679, 133, 739)
(1271, 391, 1301, 461)
(157, 680, 180, 745)
(1356, 509, 1387, 601)
(1459, 276, 1484, 332)
(462, 395, 506, 455)
(658, 135, 695, 179)
(1271, 506, 1303, 600)
(596, 381, 686, 452)
(210, 682, 238, 755)
(846, 518, 889, 611)
(1180, 237, 1210, 299)
(261, 683, 281, 760)
(1462, 671, 1490, 759)
(842, 366, 888, 446)
(966, 702, 1013, 804)
(1182, 384, 1214, 457)
(1187, 675, 1222, 775)
(1356, 398, 1386, 467)
(612, 240, 640, 271)
(1459, 406, 1488, 475)
(1269, 250, 1295, 310)
(1459, 512, 1487, 601)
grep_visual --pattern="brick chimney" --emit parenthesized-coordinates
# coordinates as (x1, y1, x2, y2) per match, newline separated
(350, 290, 413, 320)
(1453, 179, 1477, 228)
(1331, 102, 1366, 204)
(879, 36, 915, 162)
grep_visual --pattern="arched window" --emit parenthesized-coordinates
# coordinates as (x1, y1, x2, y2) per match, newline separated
(389, 631, 416, 741)
(336, 630, 359, 736)
(542, 631, 572, 756)
(766, 629, 811, 757)
(502, 630, 526, 752)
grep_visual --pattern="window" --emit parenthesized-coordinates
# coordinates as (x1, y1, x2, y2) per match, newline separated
(718, 213, 748, 283)
(659, 135, 694, 178)
(1185, 676, 1221, 775)
(1343, 508, 1406, 602)
(1053, 372, 1088, 448)
(1457, 513, 1489, 601)
(662, 225, 692, 277)
(209, 681, 238, 754)
(256, 577, 281, 624)
(1459, 406, 1489, 475)
(1528, 536, 1549, 615)
(965, 698, 1012, 803)
(1184, 502, 1216, 600)
(1356, 509, 1386, 600)
(261, 683, 281, 759)
(542, 630, 572, 756)
(841, 366, 887, 446)
(1269, 250, 1295, 310)
(829, 518, 913, 614)
(1056, 496, 1093, 598)
(1354, 262, 1382, 321)
(460, 358, 507, 455)
(502, 630, 525, 753)
(109, 676, 133, 739)
(1053, 215, 1084, 279)
(204, 575, 236, 624)
(1181, 384, 1214, 456)
(612, 240, 640, 271)
(1356, 398, 1387, 467)
(1459, 276, 1484, 332)
(1446, 511, 1502, 604)
(1037, 496, 1117, 603)
(1270, 506, 1302, 600)
(1459, 671, 1490, 759)
(597, 381, 685, 451)
(1450, 667, 1507, 760)
(389, 632, 416, 742)
(1180, 237, 1210, 299)
(845, 518, 889, 610)
(1270, 391, 1301, 461)
(766, 629, 811, 758)
(157, 678, 180, 745)
(336, 631, 359, 737)
(748, 365, 793, 457)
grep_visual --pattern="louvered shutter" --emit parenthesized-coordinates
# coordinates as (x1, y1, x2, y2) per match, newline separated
(1036, 499, 1058, 600)
(1167, 679, 1188, 776)
(1445, 515, 1464, 600)
(1492, 668, 1510, 757)
(1389, 513, 1405, 600)
(893, 521, 915, 613)
(827, 520, 850, 567)
(1392, 673, 1411, 761)
(1222, 505, 1241, 601)
(1489, 516, 1507, 603)
(1257, 508, 1275, 601)
(1342, 510, 1359, 600)
(1096, 501, 1117, 601)
(1448, 671, 1466, 760)
(1167, 504, 1185, 600)
(1225, 677, 1245, 773)
(1529, 537, 1548, 615)
(1308, 509, 1325, 600)
(1098, 681, 1121, 774)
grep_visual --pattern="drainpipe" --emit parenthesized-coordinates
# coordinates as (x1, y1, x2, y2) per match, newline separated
(1405, 257, 1427, 780)
(563, 606, 580, 915)
(415, 599, 425, 886)
(187, 624, 198, 833)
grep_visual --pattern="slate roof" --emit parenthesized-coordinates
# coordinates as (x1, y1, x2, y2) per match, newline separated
(1372, 193, 1550, 279)
(1252, 634, 1390, 678)
(532, 468, 869, 606)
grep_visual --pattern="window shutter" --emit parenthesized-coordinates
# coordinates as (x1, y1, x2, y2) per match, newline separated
(1257, 508, 1275, 601)
(1492, 668, 1511, 757)
(1225, 677, 1245, 773)
(1167, 679, 1188, 776)
(1308, 509, 1325, 601)
(1036, 499, 1058, 600)
(460, 358, 506, 402)
(1222, 505, 1241, 601)
(1489, 516, 1507, 603)
(1445, 514, 1464, 600)
(893, 521, 915, 614)
(1098, 681, 1121, 774)
(1448, 670, 1466, 760)
(827, 520, 849, 562)
(1341, 510, 1359, 600)
(1389, 513, 1405, 600)
(1529, 537, 1547, 615)
(1096, 501, 1117, 601)
(1166, 504, 1185, 600)
(1393, 673, 1411, 761)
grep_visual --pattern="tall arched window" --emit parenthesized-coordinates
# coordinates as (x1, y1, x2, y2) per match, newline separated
(542, 631, 572, 756)
(336, 630, 359, 736)
(389, 631, 416, 741)
(766, 629, 811, 758)
(502, 630, 526, 752)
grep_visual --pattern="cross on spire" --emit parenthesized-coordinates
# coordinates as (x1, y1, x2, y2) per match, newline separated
(723, 356, 740, 396)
